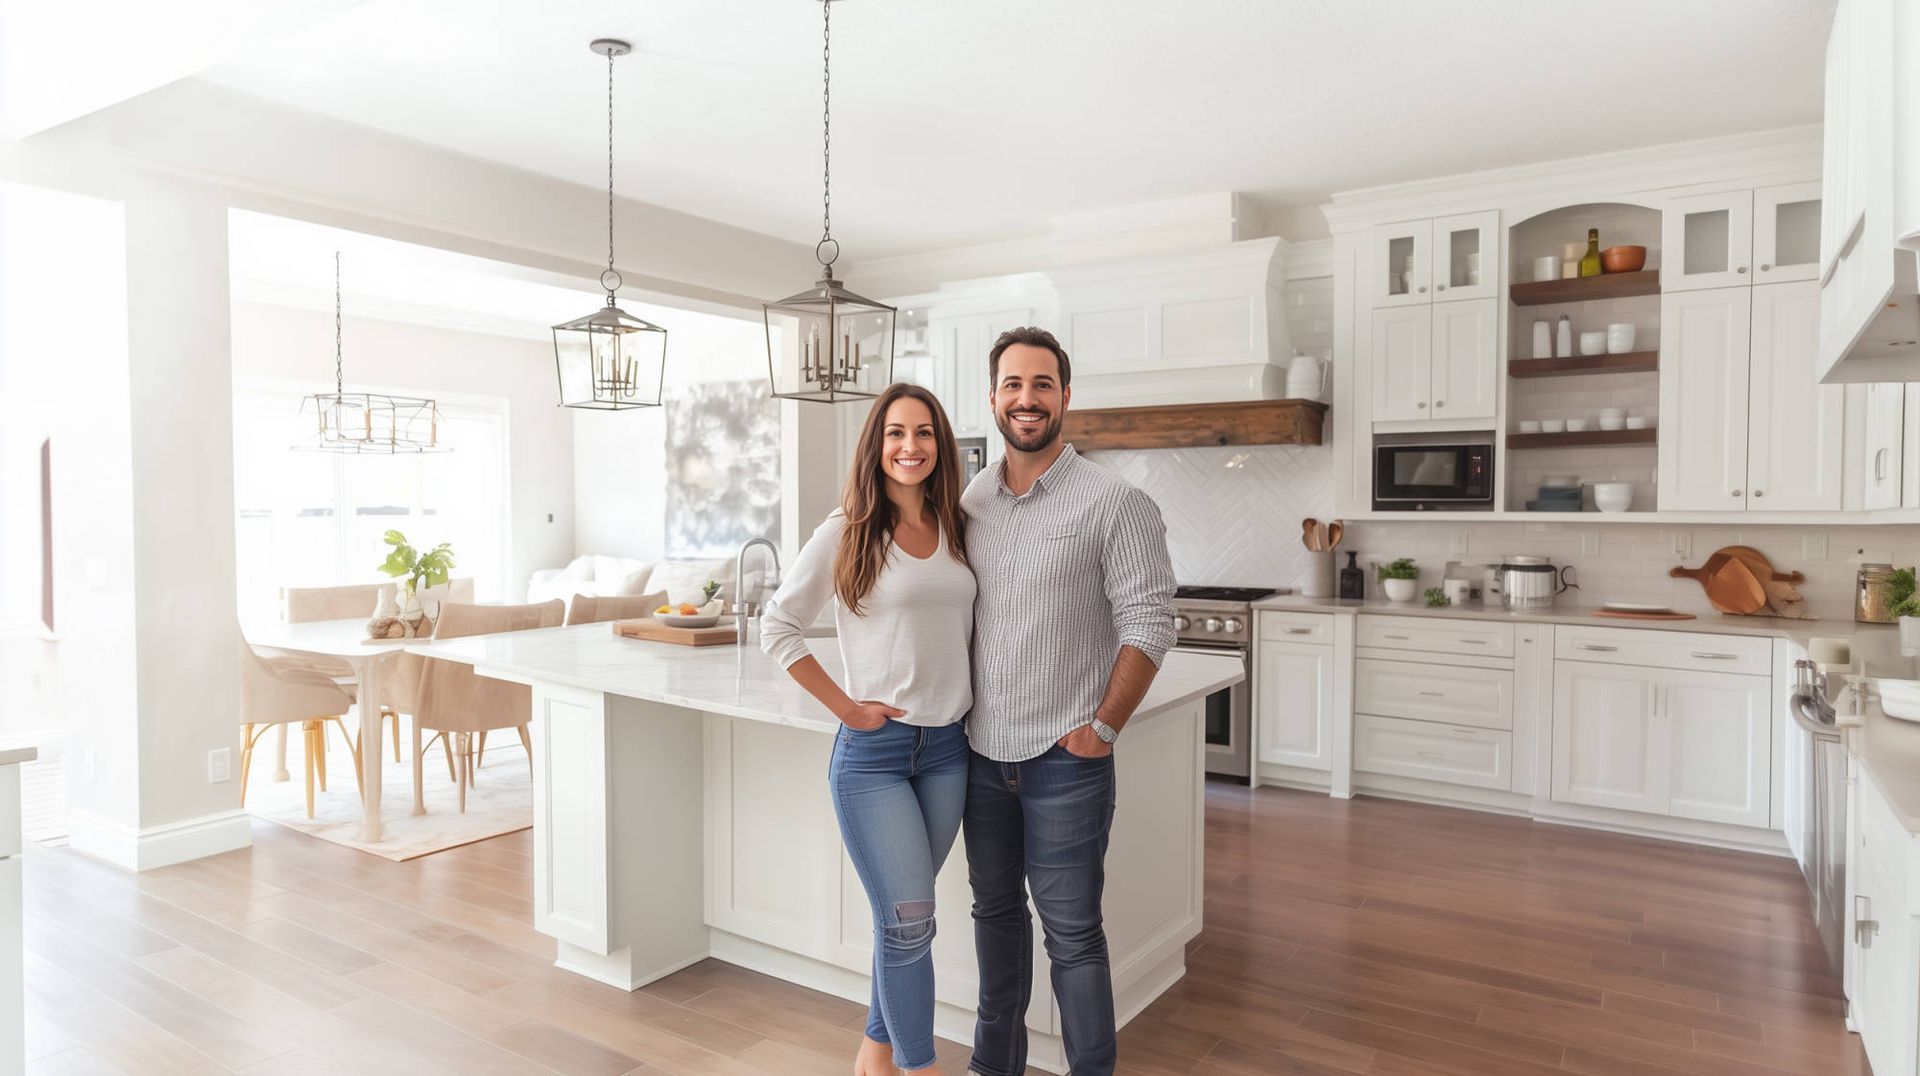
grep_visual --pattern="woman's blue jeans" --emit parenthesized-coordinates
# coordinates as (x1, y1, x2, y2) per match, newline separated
(828, 718, 969, 1071)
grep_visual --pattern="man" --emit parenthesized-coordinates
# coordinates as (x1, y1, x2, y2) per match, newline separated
(959, 326, 1177, 1076)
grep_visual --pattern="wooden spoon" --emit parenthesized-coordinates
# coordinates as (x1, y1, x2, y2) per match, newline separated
(1302, 518, 1320, 552)
(1326, 521, 1344, 550)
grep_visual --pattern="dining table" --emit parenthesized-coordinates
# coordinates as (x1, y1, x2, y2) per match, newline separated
(243, 617, 425, 843)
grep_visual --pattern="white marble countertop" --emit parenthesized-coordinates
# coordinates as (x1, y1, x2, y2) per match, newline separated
(410, 623, 1244, 736)
(1252, 593, 1894, 649)
(0, 747, 38, 767)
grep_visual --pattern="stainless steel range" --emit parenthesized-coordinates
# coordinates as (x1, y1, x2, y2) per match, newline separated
(1173, 585, 1278, 782)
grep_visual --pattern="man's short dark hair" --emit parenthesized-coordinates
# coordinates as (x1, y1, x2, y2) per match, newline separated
(988, 326, 1071, 388)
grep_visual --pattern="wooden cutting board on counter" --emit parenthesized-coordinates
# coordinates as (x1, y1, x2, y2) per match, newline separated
(611, 617, 738, 647)
(1668, 545, 1808, 617)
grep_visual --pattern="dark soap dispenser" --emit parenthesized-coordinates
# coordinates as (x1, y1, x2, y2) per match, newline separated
(1338, 551, 1365, 600)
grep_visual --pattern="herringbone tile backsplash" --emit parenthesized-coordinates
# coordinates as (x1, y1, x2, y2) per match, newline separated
(1087, 445, 1334, 588)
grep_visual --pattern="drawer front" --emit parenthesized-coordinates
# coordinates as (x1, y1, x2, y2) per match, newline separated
(1256, 611, 1334, 645)
(1358, 615, 1514, 658)
(1356, 658, 1513, 730)
(1355, 714, 1512, 791)
(1553, 625, 1771, 676)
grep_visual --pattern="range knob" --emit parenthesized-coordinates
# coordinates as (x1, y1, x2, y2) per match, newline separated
(1203, 617, 1224, 633)
(1223, 616, 1245, 634)
(1172, 614, 1191, 631)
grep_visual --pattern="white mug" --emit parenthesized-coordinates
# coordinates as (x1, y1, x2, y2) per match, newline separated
(1533, 255, 1560, 283)
(1606, 323, 1636, 354)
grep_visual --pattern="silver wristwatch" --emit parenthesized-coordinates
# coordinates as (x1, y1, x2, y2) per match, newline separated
(1090, 718, 1119, 744)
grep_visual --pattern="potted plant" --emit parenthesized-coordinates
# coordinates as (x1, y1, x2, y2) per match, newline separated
(1374, 558, 1420, 603)
(1891, 567, 1920, 650)
(378, 529, 456, 630)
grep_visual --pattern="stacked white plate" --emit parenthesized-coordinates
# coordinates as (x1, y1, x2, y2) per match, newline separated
(1602, 601, 1674, 615)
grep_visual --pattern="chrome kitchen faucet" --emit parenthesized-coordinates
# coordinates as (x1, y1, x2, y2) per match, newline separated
(733, 537, 782, 646)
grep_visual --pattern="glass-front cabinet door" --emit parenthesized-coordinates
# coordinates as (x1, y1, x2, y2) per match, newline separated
(1753, 182, 1823, 284)
(1368, 220, 1431, 308)
(1430, 210, 1500, 303)
(1661, 189, 1755, 291)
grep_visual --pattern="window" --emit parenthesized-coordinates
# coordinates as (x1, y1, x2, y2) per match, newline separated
(233, 388, 508, 623)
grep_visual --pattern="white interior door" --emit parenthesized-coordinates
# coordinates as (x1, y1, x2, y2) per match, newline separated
(1429, 210, 1499, 303)
(1746, 280, 1842, 510)
(1661, 189, 1755, 291)
(1368, 219, 1431, 308)
(1370, 305, 1432, 422)
(1657, 288, 1753, 511)
(1255, 641, 1332, 771)
(1664, 669, 1773, 828)
(1551, 662, 1667, 815)
(1429, 298, 1497, 421)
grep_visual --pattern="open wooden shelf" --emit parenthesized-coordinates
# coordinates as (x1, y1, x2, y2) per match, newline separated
(1062, 398, 1328, 451)
(1508, 351, 1659, 379)
(1509, 270, 1660, 306)
(1506, 427, 1657, 450)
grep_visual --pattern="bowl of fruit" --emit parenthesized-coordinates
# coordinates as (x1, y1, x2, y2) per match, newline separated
(656, 581, 726, 628)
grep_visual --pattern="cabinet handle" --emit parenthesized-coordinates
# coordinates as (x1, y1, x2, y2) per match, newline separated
(1437, 284, 1447, 291)
(1383, 633, 1412, 640)
(1691, 651, 1740, 661)
(1417, 286, 1427, 293)
(1414, 750, 1445, 760)
(1732, 489, 1743, 497)
(1761, 263, 1772, 271)
(1577, 643, 1618, 652)
(1737, 266, 1748, 274)
(1877, 448, 1890, 481)
(1857, 895, 1879, 948)
(1417, 402, 1427, 409)
(1753, 490, 1764, 498)
(1283, 627, 1313, 635)
(1419, 690, 1445, 698)
(1460, 638, 1488, 645)
(1436, 400, 1446, 407)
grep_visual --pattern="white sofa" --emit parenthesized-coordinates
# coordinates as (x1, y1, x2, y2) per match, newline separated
(529, 555, 768, 610)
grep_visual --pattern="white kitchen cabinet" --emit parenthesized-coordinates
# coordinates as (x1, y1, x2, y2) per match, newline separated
(1847, 761, 1917, 1076)
(1661, 189, 1754, 292)
(1657, 287, 1753, 510)
(1428, 298, 1498, 421)
(1747, 280, 1843, 511)
(1370, 305, 1432, 421)
(1752, 182, 1824, 284)
(920, 308, 1027, 441)
(1354, 714, 1511, 792)
(1863, 381, 1905, 510)
(1255, 639, 1333, 771)
(1552, 659, 1772, 829)
(1357, 615, 1514, 659)
(1355, 658, 1512, 731)
(1429, 211, 1500, 303)
(1368, 219, 1431, 307)
(1905, 383, 1920, 508)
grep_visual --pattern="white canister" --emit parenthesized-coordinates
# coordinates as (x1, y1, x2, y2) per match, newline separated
(1561, 262, 1581, 279)
(1531, 320, 1552, 359)
(1533, 255, 1560, 283)
(1562, 241, 1585, 263)
(1606, 323, 1636, 354)
(1300, 550, 1334, 598)
(1555, 315, 1573, 358)
(1443, 578, 1471, 606)
(1286, 351, 1330, 401)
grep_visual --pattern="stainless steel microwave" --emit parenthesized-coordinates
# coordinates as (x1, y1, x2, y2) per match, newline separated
(1373, 442, 1494, 510)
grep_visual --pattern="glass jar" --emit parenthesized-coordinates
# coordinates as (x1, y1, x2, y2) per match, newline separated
(1858, 563, 1896, 623)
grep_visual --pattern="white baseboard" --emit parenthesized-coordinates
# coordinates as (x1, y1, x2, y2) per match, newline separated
(66, 808, 252, 871)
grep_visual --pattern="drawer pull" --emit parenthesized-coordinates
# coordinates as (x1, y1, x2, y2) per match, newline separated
(1414, 750, 1445, 760)
(1691, 651, 1740, 661)
(1283, 627, 1313, 635)
(1577, 644, 1619, 652)
(1383, 633, 1412, 640)
(1452, 727, 1479, 735)
(1460, 638, 1488, 645)
(1418, 691, 1445, 698)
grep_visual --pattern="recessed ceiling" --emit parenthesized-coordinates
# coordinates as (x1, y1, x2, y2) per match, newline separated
(201, 0, 1834, 260)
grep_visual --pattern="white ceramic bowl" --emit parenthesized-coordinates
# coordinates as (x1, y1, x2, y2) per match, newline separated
(1381, 577, 1419, 603)
(1579, 331, 1607, 356)
(1879, 679, 1920, 721)
(1542, 474, 1578, 488)
(1605, 324, 1637, 354)
(1518, 419, 1542, 434)
(1592, 482, 1632, 513)
(1598, 407, 1626, 420)
(1626, 416, 1651, 430)
(660, 613, 723, 629)
(1541, 419, 1566, 433)
(1566, 418, 1590, 432)
(1599, 415, 1626, 431)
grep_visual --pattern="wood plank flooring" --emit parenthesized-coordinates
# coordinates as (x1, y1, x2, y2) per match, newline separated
(23, 785, 1865, 1074)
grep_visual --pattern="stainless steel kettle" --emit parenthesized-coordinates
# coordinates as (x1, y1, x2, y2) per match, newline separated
(1496, 556, 1578, 610)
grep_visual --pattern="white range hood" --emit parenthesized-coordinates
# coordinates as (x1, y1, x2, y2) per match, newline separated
(1046, 236, 1296, 409)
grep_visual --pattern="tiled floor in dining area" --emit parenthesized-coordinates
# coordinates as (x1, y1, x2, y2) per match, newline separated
(21, 784, 1864, 1074)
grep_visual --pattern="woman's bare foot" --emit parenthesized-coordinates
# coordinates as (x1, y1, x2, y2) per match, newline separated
(853, 1035, 894, 1076)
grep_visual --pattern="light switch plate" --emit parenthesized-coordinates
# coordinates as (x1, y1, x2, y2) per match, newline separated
(1450, 530, 1469, 556)
(208, 747, 232, 784)
(1582, 531, 1601, 557)
(1672, 530, 1692, 560)
(1804, 533, 1829, 561)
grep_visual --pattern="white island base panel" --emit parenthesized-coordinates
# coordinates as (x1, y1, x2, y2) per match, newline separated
(527, 684, 1206, 1075)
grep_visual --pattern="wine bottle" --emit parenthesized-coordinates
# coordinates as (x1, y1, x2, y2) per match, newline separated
(1579, 228, 1602, 277)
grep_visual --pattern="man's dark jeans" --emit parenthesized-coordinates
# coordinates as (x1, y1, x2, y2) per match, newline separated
(964, 743, 1117, 1076)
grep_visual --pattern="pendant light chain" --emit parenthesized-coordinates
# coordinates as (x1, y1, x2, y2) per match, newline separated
(333, 250, 345, 395)
(606, 45, 618, 301)
(818, 0, 836, 268)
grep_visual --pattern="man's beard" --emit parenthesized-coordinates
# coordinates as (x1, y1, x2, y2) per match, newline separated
(995, 406, 1064, 453)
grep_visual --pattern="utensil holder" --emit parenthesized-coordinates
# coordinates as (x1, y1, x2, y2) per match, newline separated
(1300, 550, 1334, 598)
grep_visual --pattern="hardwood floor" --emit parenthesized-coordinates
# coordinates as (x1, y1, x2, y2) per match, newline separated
(22, 784, 1865, 1074)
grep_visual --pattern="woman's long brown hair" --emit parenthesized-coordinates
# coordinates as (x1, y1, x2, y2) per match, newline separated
(834, 382, 969, 615)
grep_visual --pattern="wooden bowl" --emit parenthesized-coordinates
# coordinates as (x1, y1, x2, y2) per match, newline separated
(1600, 245, 1647, 273)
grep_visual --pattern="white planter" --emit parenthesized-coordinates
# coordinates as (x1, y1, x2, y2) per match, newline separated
(1901, 616, 1920, 654)
(1382, 578, 1418, 603)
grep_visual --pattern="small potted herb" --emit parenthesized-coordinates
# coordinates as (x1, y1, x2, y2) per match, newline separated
(378, 529, 456, 629)
(1374, 558, 1420, 603)
(1891, 567, 1920, 650)
(1424, 586, 1450, 608)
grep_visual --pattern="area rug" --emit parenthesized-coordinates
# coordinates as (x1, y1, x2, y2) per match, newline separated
(246, 729, 531, 861)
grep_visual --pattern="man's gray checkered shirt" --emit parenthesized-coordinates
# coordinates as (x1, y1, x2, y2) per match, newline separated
(960, 444, 1178, 762)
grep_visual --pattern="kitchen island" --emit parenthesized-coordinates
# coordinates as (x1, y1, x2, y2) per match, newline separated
(412, 622, 1241, 1073)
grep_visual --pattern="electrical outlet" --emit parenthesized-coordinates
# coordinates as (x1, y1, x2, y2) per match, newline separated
(83, 745, 97, 783)
(1804, 533, 1829, 561)
(1582, 531, 1601, 557)
(1672, 530, 1692, 560)
(208, 747, 232, 784)
(1449, 530, 1469, 556)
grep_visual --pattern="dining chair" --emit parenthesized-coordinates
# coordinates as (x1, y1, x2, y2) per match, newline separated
(564, 590, 669, 626)
(412, 599, 564, 812)
(238, 638, 363, 818)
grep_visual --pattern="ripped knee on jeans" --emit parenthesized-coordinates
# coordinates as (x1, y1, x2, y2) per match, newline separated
(880, 899, 937, 965)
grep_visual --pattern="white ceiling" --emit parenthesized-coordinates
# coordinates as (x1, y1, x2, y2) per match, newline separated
(200, 0, 1834, 260)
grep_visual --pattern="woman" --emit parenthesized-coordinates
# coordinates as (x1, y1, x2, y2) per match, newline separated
(759, 382, 975, 1076)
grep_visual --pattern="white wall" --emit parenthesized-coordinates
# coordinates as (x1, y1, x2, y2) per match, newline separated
(230, 302, 574, 601)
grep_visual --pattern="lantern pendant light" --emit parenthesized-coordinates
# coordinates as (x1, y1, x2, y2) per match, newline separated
(552, 38, 667, 410)
(297, 252, 445, 454)
(764, 0, 894, 403)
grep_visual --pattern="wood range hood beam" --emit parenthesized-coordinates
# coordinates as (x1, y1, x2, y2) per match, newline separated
(1063, 399, 1327, 451)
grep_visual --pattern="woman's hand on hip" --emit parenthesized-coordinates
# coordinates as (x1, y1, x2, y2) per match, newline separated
(838, 700, 905, 731)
